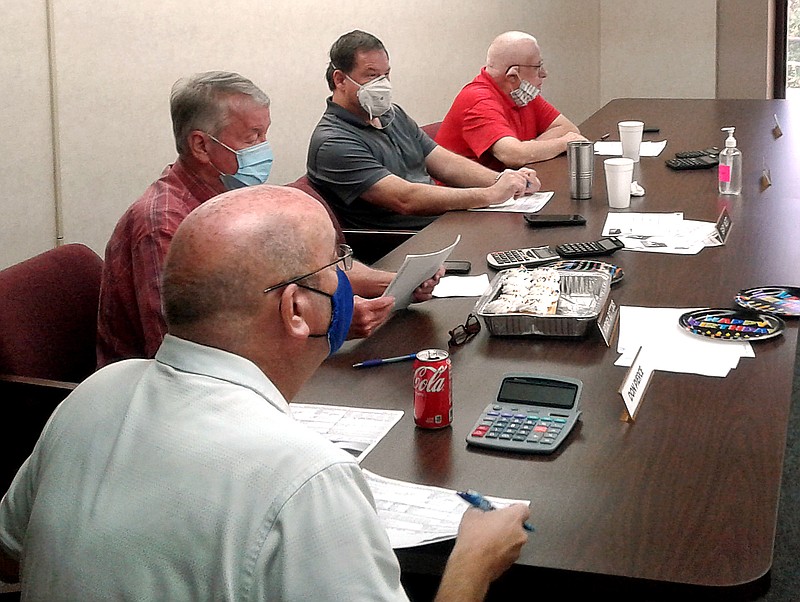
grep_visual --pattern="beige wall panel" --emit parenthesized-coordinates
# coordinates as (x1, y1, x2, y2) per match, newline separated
(717, 0, 773, 99)
(599, 0, 717, 106)
(0, 2, 56, 269)
(50, 1, 600, 255)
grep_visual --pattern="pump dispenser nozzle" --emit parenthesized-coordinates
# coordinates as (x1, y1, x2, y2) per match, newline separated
(721, 127, 736, 148)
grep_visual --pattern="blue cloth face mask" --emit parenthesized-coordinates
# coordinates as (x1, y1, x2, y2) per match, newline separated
(207, 135, 274, 189)
(298, 268, 354, 355)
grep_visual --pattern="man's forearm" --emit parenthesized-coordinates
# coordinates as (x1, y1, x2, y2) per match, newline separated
(427, 148, 497, 188)
(347, 262, 393, 298)
(361, 176, 495, 216)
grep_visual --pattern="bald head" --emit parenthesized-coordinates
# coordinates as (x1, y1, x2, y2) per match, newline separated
(162, 185, 335, 334)
(485, 31, 540, 77)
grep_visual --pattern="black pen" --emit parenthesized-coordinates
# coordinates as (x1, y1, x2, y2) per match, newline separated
(352, 352, 417, 369)
(457, 489, 534, 532)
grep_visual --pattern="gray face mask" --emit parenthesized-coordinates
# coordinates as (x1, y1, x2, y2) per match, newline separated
(510, 79, 540, 107)
(347, 74, 393, 119)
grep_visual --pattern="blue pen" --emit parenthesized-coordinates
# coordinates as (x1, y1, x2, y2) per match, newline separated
(457, 489, 534, 532)
(352, 352, 418, 369)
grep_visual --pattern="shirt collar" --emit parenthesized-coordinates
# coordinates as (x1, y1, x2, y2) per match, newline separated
(170, 157, 220, 205)
(154, 334, 290, 415)
(478, 67, 519, 111)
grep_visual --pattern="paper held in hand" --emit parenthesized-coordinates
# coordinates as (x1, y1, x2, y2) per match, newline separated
(383, 235, 460, 310)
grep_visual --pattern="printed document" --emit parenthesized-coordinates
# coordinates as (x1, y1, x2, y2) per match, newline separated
(384, 235, 460, 310)
(469, 191, 553, 213)
(363, 470, 530, 548)
(291, 404, 403, 462)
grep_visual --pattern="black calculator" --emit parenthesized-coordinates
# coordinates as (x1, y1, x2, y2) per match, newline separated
(486, 245, 560, 269)
(466, 373, 583, 455)
(555, 237, 624, 258)
(666, 147, 720, 170)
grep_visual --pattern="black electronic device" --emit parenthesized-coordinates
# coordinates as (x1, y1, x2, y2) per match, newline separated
(486, 246, 560, 270)
(466, 373, 583, 455)
(524, 214, 586, 228)
(444, 260, 471, 275)
(675, 147, 720, 158)
(666, 147, 720, 170)
(555, 237, 624, 258)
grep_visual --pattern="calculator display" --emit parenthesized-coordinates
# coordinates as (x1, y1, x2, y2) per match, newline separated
(498, 377, 578, 409)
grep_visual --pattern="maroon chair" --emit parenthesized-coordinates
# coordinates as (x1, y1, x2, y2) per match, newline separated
(286, 176, 415, 265)
(421, 121, 442, 140)
(0, 243, 103, 384)
(0, 243, 103, 497)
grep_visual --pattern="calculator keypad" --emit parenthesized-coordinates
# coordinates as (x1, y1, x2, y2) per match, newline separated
(470, 405, 568, 450)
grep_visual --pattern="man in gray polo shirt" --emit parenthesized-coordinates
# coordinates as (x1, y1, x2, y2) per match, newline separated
(307, 30, 541, 230)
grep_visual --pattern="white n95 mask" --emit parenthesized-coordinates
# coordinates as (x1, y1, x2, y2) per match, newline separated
(348, 74, 393, 120)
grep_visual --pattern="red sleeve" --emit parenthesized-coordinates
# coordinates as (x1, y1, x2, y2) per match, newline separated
(461, 100, 518, 159)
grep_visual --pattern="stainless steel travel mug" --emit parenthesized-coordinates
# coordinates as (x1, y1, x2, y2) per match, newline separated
(568, 140, 594, 200)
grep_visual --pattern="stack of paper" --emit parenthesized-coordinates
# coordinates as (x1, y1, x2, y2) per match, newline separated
(615, 306, 754, 377)
(602, 212, 722, 255)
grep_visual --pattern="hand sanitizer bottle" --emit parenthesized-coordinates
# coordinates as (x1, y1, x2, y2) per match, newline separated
(718, 126, 742, 195)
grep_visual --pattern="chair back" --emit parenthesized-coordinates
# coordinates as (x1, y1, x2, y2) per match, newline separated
(421, 121, 443, 140)
(0, 244, 103, 384)
(286, 176, 415, 265)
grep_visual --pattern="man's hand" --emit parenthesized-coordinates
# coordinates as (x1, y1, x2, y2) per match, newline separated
(434, 504, 531, 602)
(493, 168, 541, 200)
(347, 295, 395, 339)
(412, 265, 445, 303)
(454, 505, 530, 582)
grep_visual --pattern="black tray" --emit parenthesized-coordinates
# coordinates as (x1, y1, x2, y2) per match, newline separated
(678, 308, 784, 342)
(734, 286, 800, 317)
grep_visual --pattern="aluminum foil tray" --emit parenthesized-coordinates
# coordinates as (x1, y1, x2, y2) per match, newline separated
(475, 269, 612, 337)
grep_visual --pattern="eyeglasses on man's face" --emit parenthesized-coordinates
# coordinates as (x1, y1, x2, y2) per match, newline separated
(507, 61, 545, 75)
(263, 244, 353, 294)
(448, 313, 481, 347)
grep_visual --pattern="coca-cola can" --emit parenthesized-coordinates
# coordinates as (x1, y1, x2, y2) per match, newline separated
(413, 349, 452, 429)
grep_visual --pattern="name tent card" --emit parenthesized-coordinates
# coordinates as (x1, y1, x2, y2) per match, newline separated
(618, 346, 654, 422)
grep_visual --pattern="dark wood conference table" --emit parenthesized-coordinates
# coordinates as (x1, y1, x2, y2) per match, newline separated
(294, 99, 800, 598)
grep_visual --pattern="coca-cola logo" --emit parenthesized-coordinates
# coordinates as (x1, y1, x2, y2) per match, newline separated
(414, 365, 447, 393)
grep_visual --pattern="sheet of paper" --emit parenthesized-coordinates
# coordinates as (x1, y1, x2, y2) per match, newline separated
(384, 235, 460, 310)
(363, 470, 530, 548)
(469, 191, 553, 213)
(593, 140, 668, 157)
(431, 274, 490, 298)
(291, 404, 403, 462)
(614, 306, 753, 377)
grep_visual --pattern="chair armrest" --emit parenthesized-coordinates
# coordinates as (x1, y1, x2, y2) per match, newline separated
(0, 374, 78, 391)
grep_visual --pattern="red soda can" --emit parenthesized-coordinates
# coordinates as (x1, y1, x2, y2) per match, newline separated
(413, 349, 452, 429)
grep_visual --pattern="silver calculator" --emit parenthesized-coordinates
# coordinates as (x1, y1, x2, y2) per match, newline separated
(466, 373, 583, 455)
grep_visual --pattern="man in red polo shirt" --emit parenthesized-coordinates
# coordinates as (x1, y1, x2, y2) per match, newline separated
(436, 31, 586, 170)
